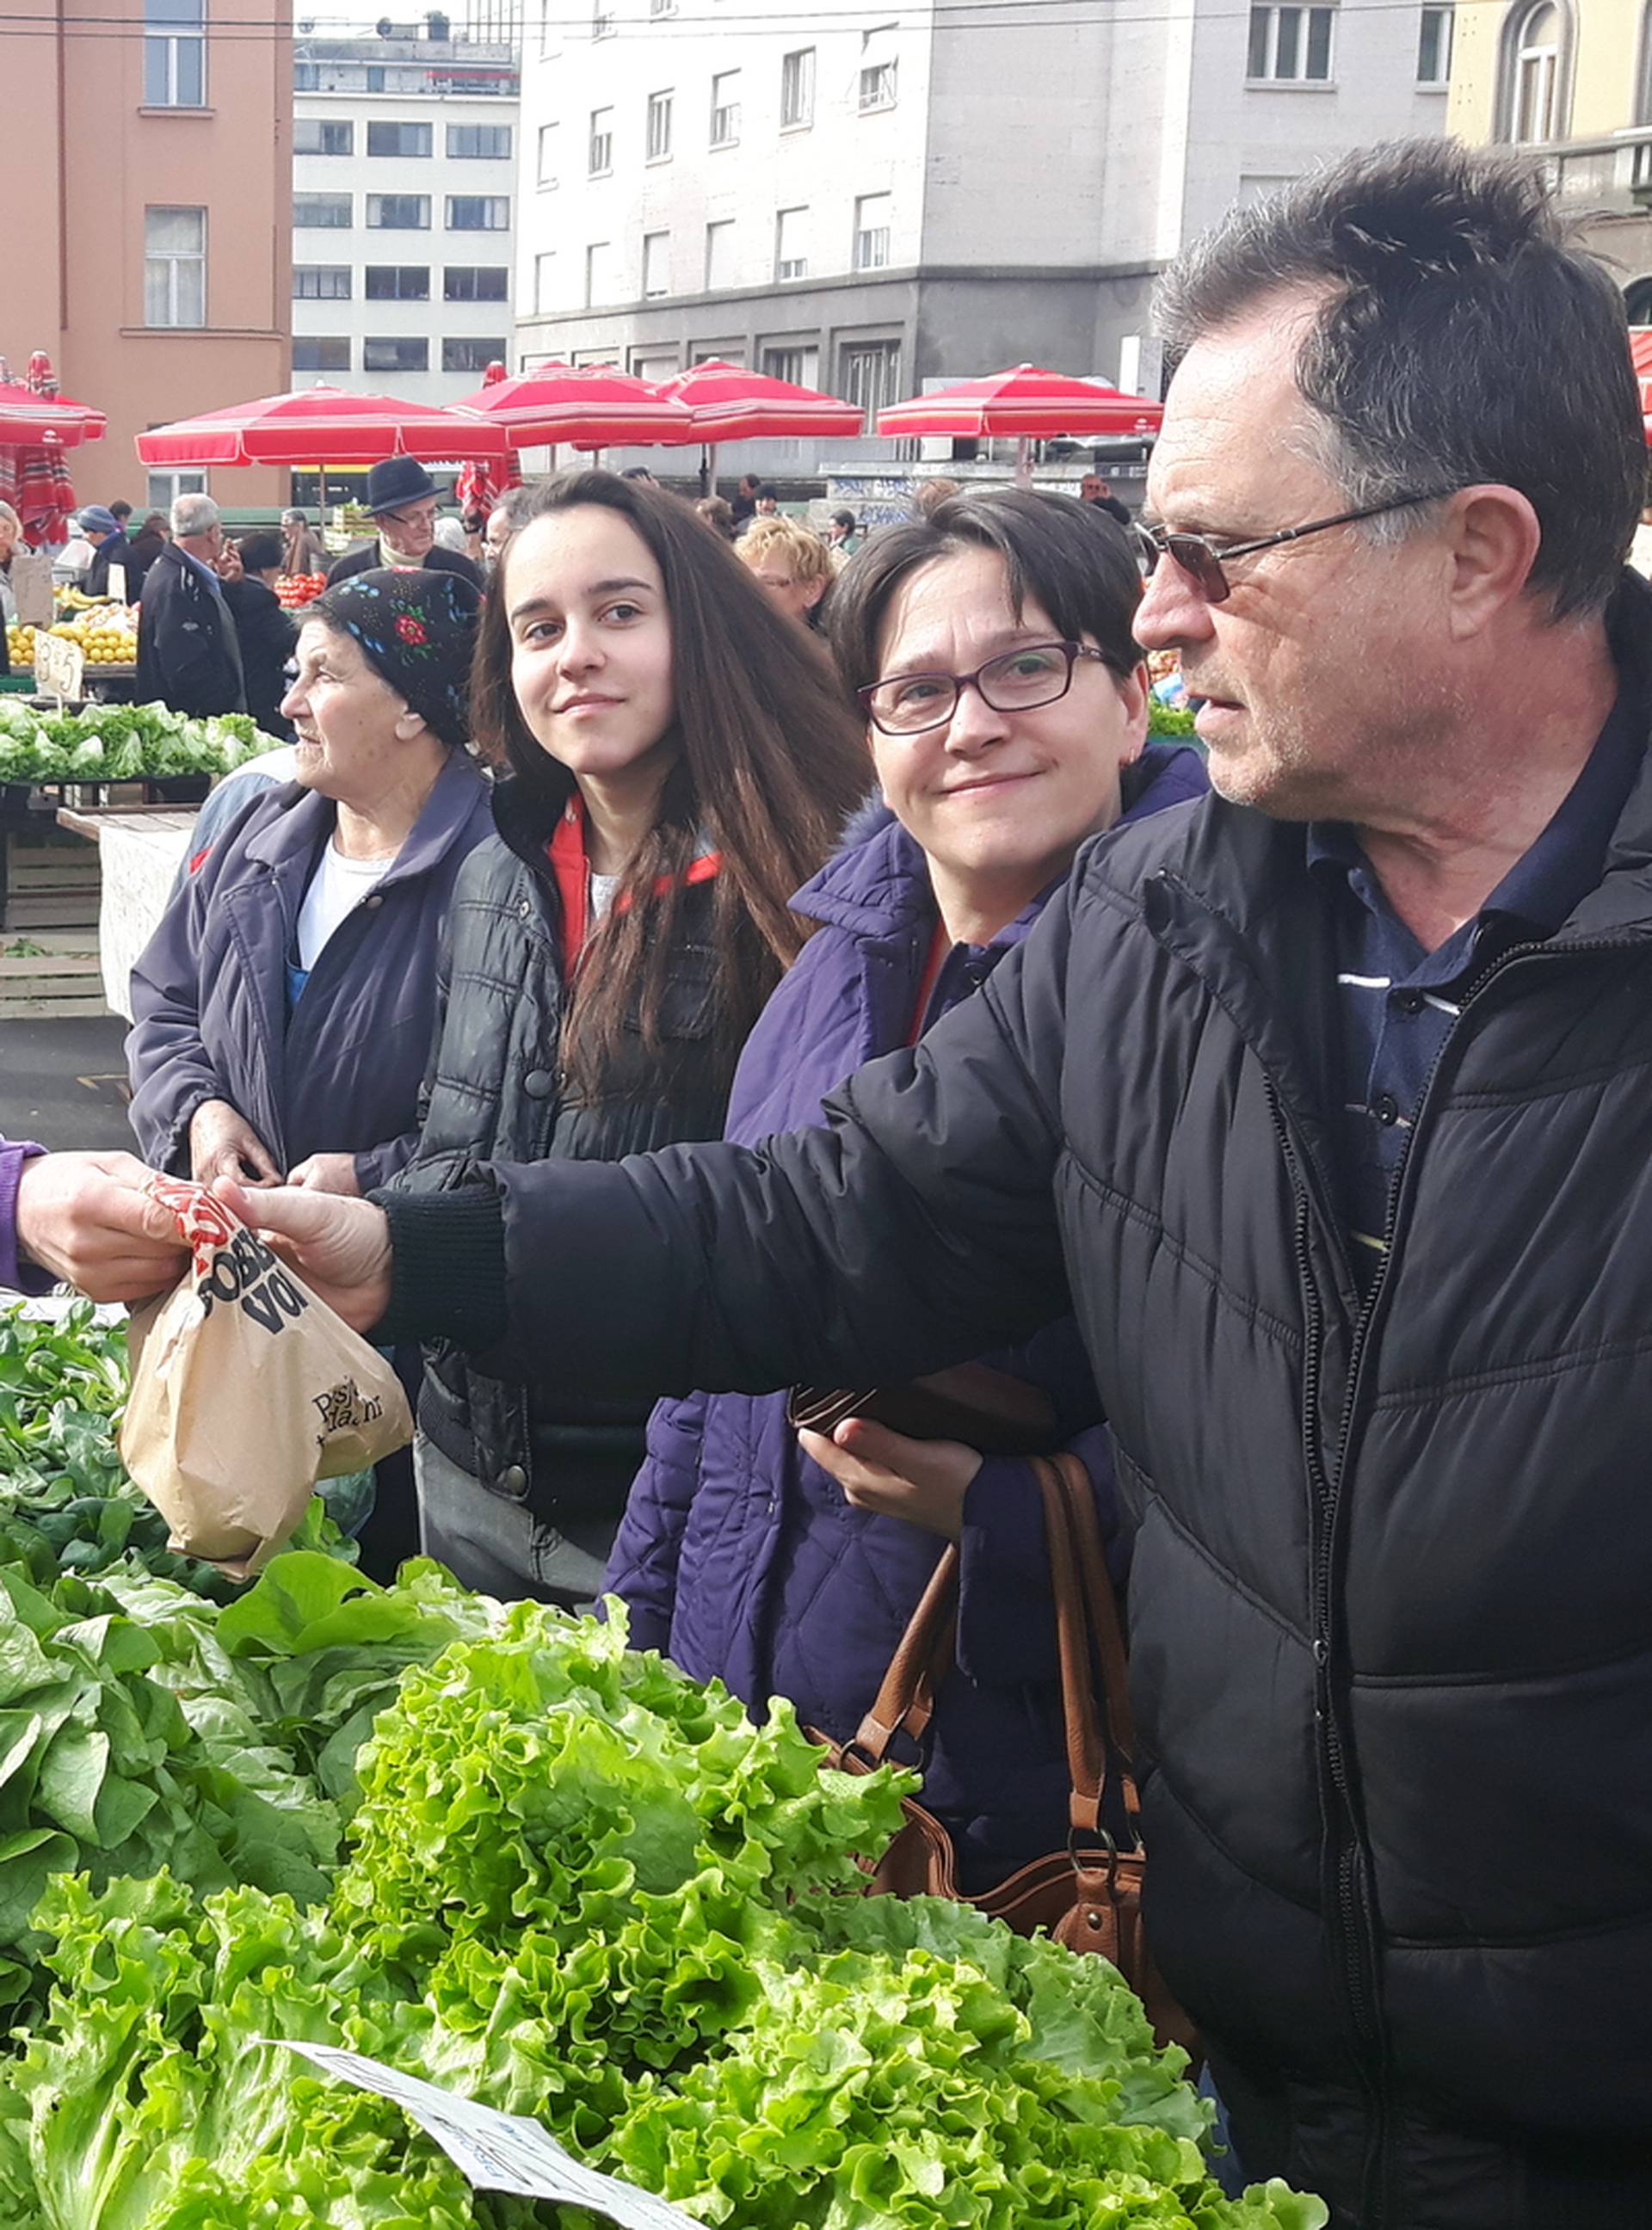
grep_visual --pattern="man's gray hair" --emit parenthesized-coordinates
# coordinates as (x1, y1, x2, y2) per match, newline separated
(1153, 139, 1646, 619)
(171, 492, 221, 539)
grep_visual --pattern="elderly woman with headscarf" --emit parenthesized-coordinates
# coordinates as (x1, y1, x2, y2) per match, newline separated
(126, 569, 492, 1202)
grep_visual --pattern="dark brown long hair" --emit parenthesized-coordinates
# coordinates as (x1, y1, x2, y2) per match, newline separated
(472, 470, 869, 1100)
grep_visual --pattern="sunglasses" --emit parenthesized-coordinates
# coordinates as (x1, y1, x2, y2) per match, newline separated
(1131, 489, 1456, 605)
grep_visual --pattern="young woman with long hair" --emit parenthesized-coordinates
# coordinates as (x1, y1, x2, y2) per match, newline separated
(391, 469, 868, 1599)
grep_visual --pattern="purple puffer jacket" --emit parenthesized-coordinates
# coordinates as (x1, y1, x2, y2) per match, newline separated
(605, 742, 1206, 1891)
(0, 1137, 49, 1294)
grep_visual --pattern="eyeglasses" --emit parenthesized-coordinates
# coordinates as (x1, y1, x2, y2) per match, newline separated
(1131, 490, 1455, 605)
(859, 640, 1114, 736)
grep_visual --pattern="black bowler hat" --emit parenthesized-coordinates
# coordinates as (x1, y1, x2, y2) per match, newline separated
(365, 456, 440, 515)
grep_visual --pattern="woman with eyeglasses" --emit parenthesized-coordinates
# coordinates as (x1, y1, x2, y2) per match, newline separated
(387, 470, 869, 1602)
(607, 486, 1205, 1893)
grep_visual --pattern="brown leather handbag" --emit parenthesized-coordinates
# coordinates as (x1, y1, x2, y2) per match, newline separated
(818, 1451, 1198, 2057)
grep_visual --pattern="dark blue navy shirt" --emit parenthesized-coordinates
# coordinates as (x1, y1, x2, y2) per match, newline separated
(1309, 696, 1644, 1285)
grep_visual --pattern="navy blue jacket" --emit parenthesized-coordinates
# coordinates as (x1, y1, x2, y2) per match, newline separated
(606, 742, 1206, 1890)
(126, 752, 493, 1188)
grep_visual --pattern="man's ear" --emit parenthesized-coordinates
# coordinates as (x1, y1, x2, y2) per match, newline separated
(1439, 484, 1544, 640)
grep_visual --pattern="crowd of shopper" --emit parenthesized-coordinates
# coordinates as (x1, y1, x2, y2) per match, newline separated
(11, 136, 1652, 2230)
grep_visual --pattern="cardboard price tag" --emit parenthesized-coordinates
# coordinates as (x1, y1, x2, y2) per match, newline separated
(259, 2043, 703, 2228)
(33, 630, 83, 705)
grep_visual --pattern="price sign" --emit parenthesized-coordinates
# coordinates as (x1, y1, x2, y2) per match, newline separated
(33, 630, 83, 705)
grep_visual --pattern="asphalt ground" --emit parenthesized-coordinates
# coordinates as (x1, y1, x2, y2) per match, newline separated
(0, 1014, 137, 1152)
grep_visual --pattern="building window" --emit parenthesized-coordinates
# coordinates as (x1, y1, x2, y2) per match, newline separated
(293, 264, 352, 299)
(147, 467, 206, 510)
(859, 27, 897, 110)
(445, 265, 510, 300)
(366, 64, 386, 90)
(538, 121, 558, 186)
(534, 251, 557, 311)
(293, 119, 354, 155)
(365, 264, 430, 299)
(761, 342, 818, 387)
(294, 60, 319, 89)
(443, 337, 509, 373)
(853, 193, 891, 271)
(144, 0, 206, 108)
(710, 70, 741, 146)
(647, 89, 673, 161)
(447, 195, 511, 230)
(1512, 0, 1560, 139)
(1247, 3, 1336, 78)
(589, 106, 614, 174)
(839, 338, 902, 428)
(293, 336, 351, 371)
(650, 0, 677, 15)
(1416, 3, 1452, 81)
(294, 191, 353, 229)
(704, 219, 737, 290)
(643, 230, 669, 298)
(144, 206, 206, 326)
(593, 0, 615, 36)
(364, 336, 429, 373)
(367, 120, 432, 157)
(367, 194, 430, 229)
(775, 206, 808, 282)
(585, 241, 613, 307)
(781, 46, 815, 127)
(448, 123, 513, 157)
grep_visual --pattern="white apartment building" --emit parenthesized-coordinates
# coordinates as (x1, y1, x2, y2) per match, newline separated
(513, 0, 1450, 471)
(292, 20, 521, 411)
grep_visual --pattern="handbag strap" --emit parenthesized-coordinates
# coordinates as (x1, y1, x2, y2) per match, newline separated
(1031, 1455, 1109, 1838)
(850, 1543, 959, 1765)
(1047, 1449, 1143, 1848)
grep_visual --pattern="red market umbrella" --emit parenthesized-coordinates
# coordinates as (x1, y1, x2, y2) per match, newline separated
(655, 360, 865, 445)
(134, 384, 510, 468)
(0, 379, 105, 448)
(450, 365, 693, 449)
(876, 364, 1162, 443)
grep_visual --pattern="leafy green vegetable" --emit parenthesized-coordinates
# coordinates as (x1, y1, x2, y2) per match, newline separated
(0, 1594, 1326, 2228)
(0, 700, 280, 786)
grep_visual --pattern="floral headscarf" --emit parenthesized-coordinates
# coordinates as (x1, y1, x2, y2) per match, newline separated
(312, 568, 480, 749)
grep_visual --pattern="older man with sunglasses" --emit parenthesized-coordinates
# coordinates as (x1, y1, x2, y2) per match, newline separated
(222, 142, 1652, 2227)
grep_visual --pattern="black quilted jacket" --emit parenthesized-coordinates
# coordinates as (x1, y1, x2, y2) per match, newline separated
(389, 776, 730, 1518)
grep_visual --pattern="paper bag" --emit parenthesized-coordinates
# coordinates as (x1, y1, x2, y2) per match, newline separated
(119, 1175, 411, 1575)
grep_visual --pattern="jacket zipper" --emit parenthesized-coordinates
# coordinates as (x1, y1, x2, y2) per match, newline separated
(1272, 929, 1646, 2228)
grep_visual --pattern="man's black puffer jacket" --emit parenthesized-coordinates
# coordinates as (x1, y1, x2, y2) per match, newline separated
(380, 575, 1652, 2227)
(390, 776, 730, 1521)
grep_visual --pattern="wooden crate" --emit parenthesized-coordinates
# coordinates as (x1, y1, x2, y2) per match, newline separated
(0, 947, 108, 1020)
(4, 835, 100, 933)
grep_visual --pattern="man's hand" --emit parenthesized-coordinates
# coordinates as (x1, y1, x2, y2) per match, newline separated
(215, 539, 244, 583)
(15, 1151, 186, 1302)
(798, 1418, 983, 1541)
(189, 1099, 280, 1189)
(215, 1181, 391, 1334)
(286, 1153, 361, 1198)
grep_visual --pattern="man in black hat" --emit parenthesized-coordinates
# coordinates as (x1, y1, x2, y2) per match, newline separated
(325, 458, 484, 590)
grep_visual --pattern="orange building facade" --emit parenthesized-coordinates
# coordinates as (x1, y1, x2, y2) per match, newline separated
(3, 0, 292, 511)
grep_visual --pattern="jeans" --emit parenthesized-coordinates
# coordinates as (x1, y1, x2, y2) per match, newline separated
(412, 1431, 619, 1609)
